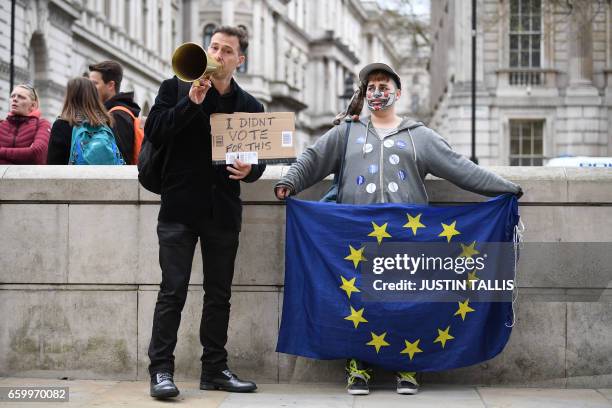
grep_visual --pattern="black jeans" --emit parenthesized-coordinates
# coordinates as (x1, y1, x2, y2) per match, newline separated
(148, 220, 239, 376)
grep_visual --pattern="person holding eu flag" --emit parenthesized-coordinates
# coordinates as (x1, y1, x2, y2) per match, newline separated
(274, 62, 523, 395)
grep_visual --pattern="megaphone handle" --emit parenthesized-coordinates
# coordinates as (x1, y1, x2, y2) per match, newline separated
(193, 79, 200, 87)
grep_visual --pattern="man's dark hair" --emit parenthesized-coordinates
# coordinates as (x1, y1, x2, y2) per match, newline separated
(212, 25, 249, 54)
(365, 69, 401, 90)
(89, 60, 123, 92)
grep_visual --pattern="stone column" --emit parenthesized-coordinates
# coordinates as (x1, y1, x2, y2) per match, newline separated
(161, 0, 171, 59)
(110, 0, 119, 27)
(317, 0, 327, 33)
(130, 0, 139, 39)
(315, 59, 325, 114)
(298, 0, 305, 29)
(181, 0, 199, 43)
(336, 63, 344, 113)
(252, 0, 262, 77)
(276, 17, 287, 83)
(263, 10, 273, 81)
(567, 3, 598, 96)
(327, 58, 336, 113)
(222, 0, 235, 26)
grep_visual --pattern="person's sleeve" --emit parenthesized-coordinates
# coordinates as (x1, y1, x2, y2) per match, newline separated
(423, 127, 522, 196)
(47, 120, 71, 165)
(143, 77, 202, 148)
(275, 123, 347, 195)
(111, 111, 135, 165)
(242, 99, 266, 183)
(0, 119, 51, 164)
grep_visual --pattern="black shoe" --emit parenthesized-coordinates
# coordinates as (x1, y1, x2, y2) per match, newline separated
(200, 369, 257, 393)
(150, 372, 179, 399)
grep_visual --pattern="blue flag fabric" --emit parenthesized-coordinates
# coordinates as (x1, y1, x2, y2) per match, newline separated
(277, 194, 519, 372)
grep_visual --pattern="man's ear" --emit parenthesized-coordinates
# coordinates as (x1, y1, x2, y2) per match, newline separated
(108, 80, 116, 93)
(238, 54, 246, 67)
(395, 89, 401, 99)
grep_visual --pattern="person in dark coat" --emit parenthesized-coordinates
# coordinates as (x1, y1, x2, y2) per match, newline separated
(145, 25, 265, 399)
(89, 60, 141, 164)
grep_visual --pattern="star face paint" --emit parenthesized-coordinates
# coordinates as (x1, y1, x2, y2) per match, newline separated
(366, 85, 397, 111)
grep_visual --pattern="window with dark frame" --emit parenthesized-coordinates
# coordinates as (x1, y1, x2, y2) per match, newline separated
(203, 24, 216, 49)
(509, 0, 542, 69)
(237, 25, 249, 74)
(509, 119, 544, 166)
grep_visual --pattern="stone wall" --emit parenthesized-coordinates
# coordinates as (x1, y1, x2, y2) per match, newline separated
(0, 165, 611, 387)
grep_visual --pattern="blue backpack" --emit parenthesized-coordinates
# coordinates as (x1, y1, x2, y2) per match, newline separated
(69, 122, 125, 165)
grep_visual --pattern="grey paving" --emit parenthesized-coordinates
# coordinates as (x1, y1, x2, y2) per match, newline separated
(1, 378, 612, 407)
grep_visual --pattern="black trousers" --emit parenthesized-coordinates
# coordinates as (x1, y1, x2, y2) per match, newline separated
(148, 220, 239, 376)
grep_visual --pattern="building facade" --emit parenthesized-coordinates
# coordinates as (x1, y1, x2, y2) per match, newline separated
(1, 0, 429, 153)
(0, 0, 181, 122)
(183, 0, 410, 150)
(428, 0, 612, 165)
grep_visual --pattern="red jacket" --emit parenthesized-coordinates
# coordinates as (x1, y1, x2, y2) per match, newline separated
(0, 110, 51, 164)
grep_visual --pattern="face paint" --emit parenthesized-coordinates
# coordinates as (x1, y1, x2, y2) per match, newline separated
(366, 86, 397, 111)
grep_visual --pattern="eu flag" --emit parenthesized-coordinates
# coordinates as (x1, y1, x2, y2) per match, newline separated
(277, 194, 519, 371)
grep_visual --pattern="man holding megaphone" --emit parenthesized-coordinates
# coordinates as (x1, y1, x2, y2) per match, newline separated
(144, 26, 265, 399)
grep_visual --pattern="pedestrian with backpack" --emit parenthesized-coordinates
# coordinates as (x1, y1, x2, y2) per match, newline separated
(47, 77, 124, 165)
(89, 60, 143, 165)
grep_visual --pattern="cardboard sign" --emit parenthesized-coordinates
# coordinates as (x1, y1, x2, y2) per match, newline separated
(210, 112, 297, 164)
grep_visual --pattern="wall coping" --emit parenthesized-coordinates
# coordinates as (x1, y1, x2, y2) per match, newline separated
(0, 165, 611, 204)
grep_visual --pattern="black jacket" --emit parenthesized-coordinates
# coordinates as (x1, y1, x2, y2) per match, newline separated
(47, 119, 72, 164)
(105, 92, 141, 165)
(144, 76, 266, 230)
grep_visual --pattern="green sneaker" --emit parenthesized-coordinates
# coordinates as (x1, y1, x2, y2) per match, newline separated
(396, 371, 419, 395)
(346, 359, 371, 395)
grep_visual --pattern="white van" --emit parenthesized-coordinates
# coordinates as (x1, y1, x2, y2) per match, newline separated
(545, 156, 612, 168)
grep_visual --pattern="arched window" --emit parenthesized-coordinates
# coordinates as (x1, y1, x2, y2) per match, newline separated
(203, 24, 216, 49)
(237, 25, 249, 74)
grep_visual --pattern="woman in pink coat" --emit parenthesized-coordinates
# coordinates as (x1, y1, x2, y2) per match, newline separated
(0, 84, 51, 164)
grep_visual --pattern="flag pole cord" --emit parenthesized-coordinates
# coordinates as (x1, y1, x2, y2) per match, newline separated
(506, 217, 525, 328)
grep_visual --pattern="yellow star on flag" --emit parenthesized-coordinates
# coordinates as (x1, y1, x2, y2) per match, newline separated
(339, 275, 360, 299)
(400, 339, 423, 361)
(459, 241, 480, 258)
(439, 221, 461, 243)
(366, 331, 390, 353)
(466, 269, 479, 284)
(344, 245, 367, 269)
(403, 213, 426, 235)
(454, 299, 475, 321)
(368, 222, 392, 245)
(344, 306, 368, 329)
(433, 326, 455, 348)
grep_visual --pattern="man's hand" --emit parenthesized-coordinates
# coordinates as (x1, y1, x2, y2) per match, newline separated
(188, 78, 212, 104)
(227, 159, 252, 180)
(275, 186, 292, 200)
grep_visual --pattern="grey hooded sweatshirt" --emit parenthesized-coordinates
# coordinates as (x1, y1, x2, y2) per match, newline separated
(276, 117, 521, 204)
